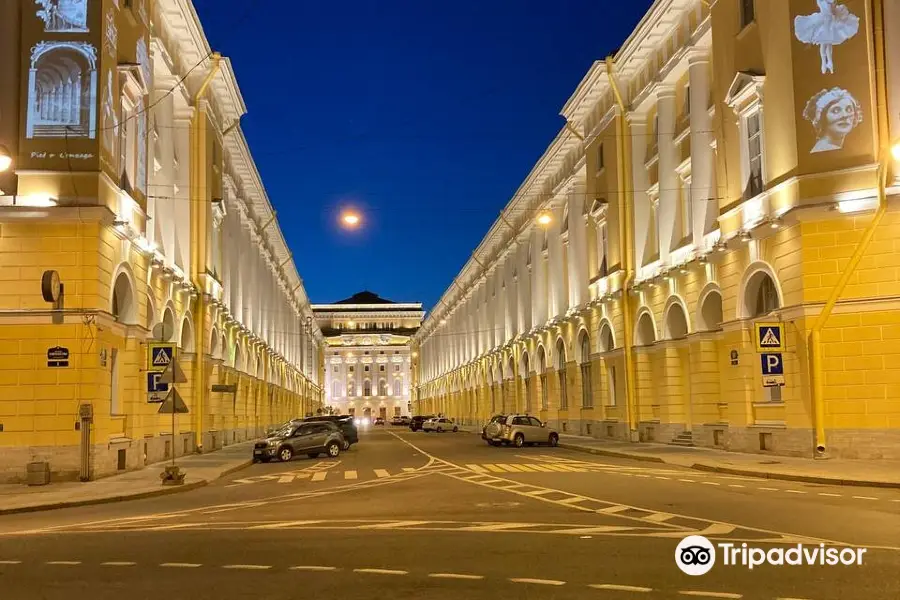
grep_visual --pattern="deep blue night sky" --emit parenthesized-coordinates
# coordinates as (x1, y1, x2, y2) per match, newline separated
(192, 0, 652, 311)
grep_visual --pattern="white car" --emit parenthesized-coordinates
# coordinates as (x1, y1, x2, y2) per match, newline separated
(422, 417, 458, 433)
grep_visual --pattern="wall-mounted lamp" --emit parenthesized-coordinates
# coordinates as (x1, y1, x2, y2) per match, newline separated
(739, 230, 753, 243)
(769, 217, 783, 230)
(0, 145, 12, 173)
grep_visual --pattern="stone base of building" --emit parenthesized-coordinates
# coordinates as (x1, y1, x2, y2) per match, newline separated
(0, 427, 266, 484)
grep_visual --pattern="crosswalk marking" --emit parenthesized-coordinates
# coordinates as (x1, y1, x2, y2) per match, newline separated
(344, 470, 358, 480)
(374, 469, 390, 478)
(465, 464, 488, 473)
(311, 472, 327, 482)
(278, 475, 294, 483)
(484, 464, 506, 473)
(496, 464, 527, 472)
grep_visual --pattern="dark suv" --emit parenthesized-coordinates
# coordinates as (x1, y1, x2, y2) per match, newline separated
(409, 415, 435, 432)
(253, 421, 344, 462)
(304, 415, 359, 449)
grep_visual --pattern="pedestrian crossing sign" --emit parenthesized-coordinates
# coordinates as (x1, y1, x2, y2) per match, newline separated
(754, 322, 784, 352)
(148, 343, 176, 372)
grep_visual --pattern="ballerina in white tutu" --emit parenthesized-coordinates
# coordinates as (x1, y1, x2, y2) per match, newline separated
(794, 0, 860, 74)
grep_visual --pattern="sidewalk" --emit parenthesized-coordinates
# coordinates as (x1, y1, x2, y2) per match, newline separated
(558, 435, 900, 489)
(0, 441, 255, 515)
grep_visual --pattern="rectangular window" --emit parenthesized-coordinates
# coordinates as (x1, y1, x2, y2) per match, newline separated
(394, 364, 400, 372)
(681, 179, 692, 240)
(332, 365, 338, 373)
(599, 222, 609, 277)
(349, 365, 355, 373)
(650, 195, 660, 257)
(558, 368, 568, 410)
(597, 143, 604, 171)
(683, 84, 691, 118)
(740, 0, 755, 28)
(607, 366, 617, 406)
(581, 363, 593, 408)
(652, 114, 660, 153)
(540, 374, 549, 410)
(109, 348, 121, 415)
(746, 111, 763, 198)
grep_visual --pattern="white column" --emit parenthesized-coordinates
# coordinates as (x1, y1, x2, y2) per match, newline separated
(687, 49, 716, 241)
(531, 227, 548, 327)
(547, 204, 566, 319)
(656, 86, 678, 262)
(516, 236, 531, 333)
(505, 246, 518, 340)
(566, 184, 589, 309)
(628, 115, 651, 270)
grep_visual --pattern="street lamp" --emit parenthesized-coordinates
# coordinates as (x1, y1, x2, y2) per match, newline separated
(891, 142, 900, 161)
(340, 210, 361, 228)
(0, 145, 12, 173)
(536, 212, 552, 226)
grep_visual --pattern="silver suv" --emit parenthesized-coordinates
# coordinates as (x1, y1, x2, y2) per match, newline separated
(482, 414, 559, 448)
(253, 421, 345, 462)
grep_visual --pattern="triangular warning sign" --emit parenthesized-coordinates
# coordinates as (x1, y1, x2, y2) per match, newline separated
(760, 328, 780, 346)
(158, 388, 189, 414)
(152, 349, 171, 367)
(158, 360, 188, 384)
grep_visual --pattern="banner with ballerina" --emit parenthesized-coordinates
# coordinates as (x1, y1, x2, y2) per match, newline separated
(791, 0, 873, 162)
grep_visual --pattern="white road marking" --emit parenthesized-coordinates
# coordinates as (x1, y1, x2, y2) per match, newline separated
(402, 467, 416, 472)
(644, 513, 675, 523)
(496, 464, 526, 472)
(728, 484, 745, 488)
(510, 577, 566, 586)
(222, 564, 272, 570)
(46, 561, 80, 565)
(678, 478, 696, 483)
(557, 496, 590, 504)
(250, 520, 324, 530)
(818, 493, 841, 497)
(160, 563, 201, 568)
(344, 471, 358, 480)
(290, 565, 338, 571)
(596, 505, 630, 514)
(374, 469, 390, 478)
(463, 523, 537, 531)
(354, 568, 408, 575)
(311, 472, 327, 482)
(590, 584, 653, 592)
(679, 591, 743, 598)
(278, 475, 294, 483)
(429, 573, 485, 580)
(515, 464, 539, 472)
(852, 495, 878, 500)
(655, 476, 671, 480)
(484, 464, 506, 473)
(776, 597, 814, 600)
(784, 490, 806, 494)
(0, 560, 22, 564)
(360, 521, 433, 529)
(465, 464, 487, 473)
(700, 481, 720, 486)
(101, 561, 136, 566)
(759, 487, 779, 491)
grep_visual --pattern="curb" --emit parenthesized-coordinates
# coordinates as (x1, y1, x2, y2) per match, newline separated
(0, 458, 254, 517)
(559, 441, 900, 489)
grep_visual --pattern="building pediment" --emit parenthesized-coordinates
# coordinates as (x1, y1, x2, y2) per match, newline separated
(725, 71, 765, 113)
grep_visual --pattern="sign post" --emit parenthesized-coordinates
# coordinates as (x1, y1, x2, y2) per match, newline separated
(157, 359, 188, 485)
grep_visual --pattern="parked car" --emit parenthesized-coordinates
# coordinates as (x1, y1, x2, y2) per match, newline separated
(253, 421, 344, 462)
(423, 417, 458, 433)
(374, 417, 385, 426)
(303, 415, 359, 450)
(482, 414, 558, 448)
(390, 415, 410, 426)
(409, 415, 435, 432)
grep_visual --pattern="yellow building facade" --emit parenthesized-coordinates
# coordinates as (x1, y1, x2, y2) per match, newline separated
(0, 0, 322, 482)
(415, 0, 900, 459)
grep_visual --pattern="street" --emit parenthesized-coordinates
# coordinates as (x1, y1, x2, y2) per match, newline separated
(1, 428, 899, 599)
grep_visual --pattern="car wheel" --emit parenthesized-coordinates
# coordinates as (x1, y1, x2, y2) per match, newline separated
(452, 426, 458, 433)
(278, 446, 293, 462)
(513, 433, 525, 448)
(326, 441, 341, 458)
(307, 453, 319, 459)
(342, 440, 351, 451)
(436, 427, 443, 433)
(548, 433, 559, 447)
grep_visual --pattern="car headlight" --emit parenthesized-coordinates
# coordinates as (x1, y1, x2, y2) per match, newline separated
(267, 439, 279, 446)
(354, 419, 361, 426)
(363, 418, 370, 426)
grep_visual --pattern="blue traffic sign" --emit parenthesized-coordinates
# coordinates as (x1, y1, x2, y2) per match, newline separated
(755, 322, 784, 352)
(760, 353, 784, 376)
(147, 371, 169, 393)
(148, 343, 175, 372)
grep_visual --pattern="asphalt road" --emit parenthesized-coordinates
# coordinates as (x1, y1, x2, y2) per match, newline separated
(1, 428, 899, 599)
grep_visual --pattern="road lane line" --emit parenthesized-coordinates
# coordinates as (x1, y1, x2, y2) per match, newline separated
(46, 561, 80, 565)
(429, 573, 484, 580)
(728, 484, 745, 488)
(360, 521, 433, 529)
(402, 467, 416, 472)
(818, 493, 841, 497)
(509, 578, 566, 586)
(354, 568, 408, 575)
(596, 505, 630, 514)
(590, 584, 653, 592)
(311, 472, 327, 482)
(249, 520, 325, 530)
(644, 513, 675, 523)
(0, 560, 22, 564)
(852, 496, 878, 500)
(374, 469, 390, 478)
(465, 464, 488, 473)
(160, 563, 201, 568)
(679, 592, 742, 599)
(290, 565, 338, 571)
(700, 481, 720, 486)
(344, 471, 358, 480)
(784, 490, 806, 494)
(101, 562, 136, 566)
(557, 496, 590, 505)
(678, 478, 696, 483)
(758, 487, 779, 491)
(655, 476, 671, 480)
(223, 564, 271, 570)
(462, 523, 537, 531)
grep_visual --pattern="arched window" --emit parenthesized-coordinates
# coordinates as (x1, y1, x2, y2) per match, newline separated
(521, 352, 531, 413)
(556, 339, 568, 410)
(698, 290, 724, 332)
(378, 379, 388, 396)
(364, 380, 372, 397)
(161, 307, 176, 341)
(664, 303, 689, 340)
(636, 312, 656, 346)
(347, 379, 356, 397)
(538, 347, 548, 410)
(179, 316, 194, 353)
(394, 379, 402, 397)
(111, 272, 135, 324)
(599, 323, 615, 352)
(580, 333, 593, 408)
(742, 268, 782, 319)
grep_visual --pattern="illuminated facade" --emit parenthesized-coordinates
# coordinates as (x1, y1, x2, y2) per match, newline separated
(415, 0, 900, 459)
(0, 0, 323, 482)
(314, 292, 424, 420)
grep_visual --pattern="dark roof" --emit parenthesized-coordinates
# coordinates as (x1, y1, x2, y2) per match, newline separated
(333, 291, 396, 305)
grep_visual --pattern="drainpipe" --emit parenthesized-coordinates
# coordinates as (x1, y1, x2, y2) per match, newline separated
(190, 52, 222, 452)
(809, 0, 891, 457)
(605, 57, 640, 442)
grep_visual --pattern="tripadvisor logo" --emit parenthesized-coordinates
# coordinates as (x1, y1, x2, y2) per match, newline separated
(676, 536, 866, 575)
